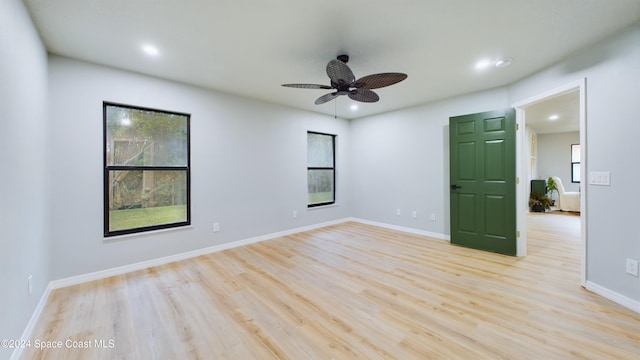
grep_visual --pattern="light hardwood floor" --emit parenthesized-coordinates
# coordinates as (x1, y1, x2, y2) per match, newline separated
(23, 213, 640, 359)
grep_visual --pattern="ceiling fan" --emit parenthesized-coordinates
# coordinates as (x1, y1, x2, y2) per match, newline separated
(282, 55, 407, 105)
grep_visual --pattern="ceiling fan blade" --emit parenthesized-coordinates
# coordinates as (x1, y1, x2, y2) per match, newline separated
(348, 89, 379, 103)
(326, 59, 355, 86)
(282, 83, 333, 89)
(314, 92, 340, 105)
(353, 73, 408, 89)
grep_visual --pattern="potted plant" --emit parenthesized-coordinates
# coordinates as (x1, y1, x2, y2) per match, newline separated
(529, 192, 553, 212)
(546, 177, 558, 205)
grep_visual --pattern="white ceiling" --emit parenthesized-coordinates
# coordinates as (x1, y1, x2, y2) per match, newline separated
(24, 0, 640, 119)
(524, 90, 580, 134)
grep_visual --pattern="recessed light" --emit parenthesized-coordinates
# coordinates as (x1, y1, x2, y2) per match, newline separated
(142, 44, 159, 56)
(350, 104, 359, 111)
(495, 58, 512, 68)
(548, 114, 559, 121)
(475, 60, 491, 70)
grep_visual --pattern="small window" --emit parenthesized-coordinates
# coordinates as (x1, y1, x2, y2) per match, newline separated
(571, 144, 581, 183)
(104, 102, 190, 237)
(307, 131, 336, 207)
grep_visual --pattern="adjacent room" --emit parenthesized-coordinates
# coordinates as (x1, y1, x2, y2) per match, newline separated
(2, 1, 640, 359)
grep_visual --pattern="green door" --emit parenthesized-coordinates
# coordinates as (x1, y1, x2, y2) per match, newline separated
(449, 109, 516, 255)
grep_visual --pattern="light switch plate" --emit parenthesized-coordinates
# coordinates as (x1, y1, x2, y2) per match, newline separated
(589, 171, 610, 186)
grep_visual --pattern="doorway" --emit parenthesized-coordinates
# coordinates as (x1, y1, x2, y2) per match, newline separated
(513, 79, 587, 286)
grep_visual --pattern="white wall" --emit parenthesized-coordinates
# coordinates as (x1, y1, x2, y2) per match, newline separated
(350, 88, 509, 235)
(0, 0, 51, 358)
(48, 56, 351, 280)
(509, 22, 640, 302)
(537, 132, 580, 192)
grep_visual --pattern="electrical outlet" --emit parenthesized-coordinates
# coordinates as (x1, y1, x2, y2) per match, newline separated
(292, 210, 297, 218)
(213, 222, 220, 232)
(396, 209, 401, 216)
(626, 258, 639, 276)
(430, 213, 436, 222)
(412, 210, 417, 219)
(28, 275, 33, 295)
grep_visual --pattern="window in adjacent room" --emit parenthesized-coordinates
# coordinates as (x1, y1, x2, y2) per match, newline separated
(307, 131, 335, 207)
(571, 144, 581, 183)
(104, 102, 190, 237)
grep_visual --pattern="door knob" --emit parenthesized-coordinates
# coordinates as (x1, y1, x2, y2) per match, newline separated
(451, 184, 462, 190)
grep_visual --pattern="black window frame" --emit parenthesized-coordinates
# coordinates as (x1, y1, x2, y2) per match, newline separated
(103, 102, 191, 237)
(307, 131, 336, 208)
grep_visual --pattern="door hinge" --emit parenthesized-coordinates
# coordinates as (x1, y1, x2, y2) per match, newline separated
(516, 230, 521, 238)
(515, 123, 519, 131)
(516, 177, 520, 184)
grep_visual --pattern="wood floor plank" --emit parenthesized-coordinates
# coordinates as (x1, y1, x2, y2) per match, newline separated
(22, 213, 640, 359)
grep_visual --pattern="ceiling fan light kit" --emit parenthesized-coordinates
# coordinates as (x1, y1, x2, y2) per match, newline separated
(282, 55, 407, 105)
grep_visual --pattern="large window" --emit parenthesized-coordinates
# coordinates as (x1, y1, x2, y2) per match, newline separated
(571, 144, 581, 183)
(104, 102, 190, 237)
(307, 131, 335, 207)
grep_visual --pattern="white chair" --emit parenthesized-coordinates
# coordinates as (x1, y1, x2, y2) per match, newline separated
(552, 176, 580, 212)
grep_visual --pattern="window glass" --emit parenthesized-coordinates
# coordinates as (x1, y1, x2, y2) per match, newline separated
(571, 144, 581, 163)
(572, 163, 581, 183)
(308, 169, 335, 205)
(106, 106, 188, 166)
(571, 144, 581, 183)
(307, 132, 335, 207)
(104, 103, 190, 237)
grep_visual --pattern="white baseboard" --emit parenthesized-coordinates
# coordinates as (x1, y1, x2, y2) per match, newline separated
(585, 281, 640, 314)
(11, 283, 52, 360)
(50, 217, 351, 290)
(349, 217, 450, 241)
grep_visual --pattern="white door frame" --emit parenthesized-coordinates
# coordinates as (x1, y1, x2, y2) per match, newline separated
(512, 78, 587, 286)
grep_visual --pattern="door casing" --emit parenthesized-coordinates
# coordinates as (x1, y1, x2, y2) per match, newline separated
(512, 78, 587, 286)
